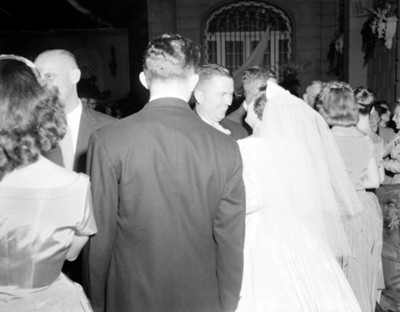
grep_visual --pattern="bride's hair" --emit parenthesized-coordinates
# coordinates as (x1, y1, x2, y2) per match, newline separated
(317, 81, 359, 127)
(0, 56, 66, 181)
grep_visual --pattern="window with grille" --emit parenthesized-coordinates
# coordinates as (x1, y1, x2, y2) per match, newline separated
(203, 1, 293, 80)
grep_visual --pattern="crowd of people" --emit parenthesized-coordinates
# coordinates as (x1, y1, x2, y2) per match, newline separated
(0, 32, 399, 312)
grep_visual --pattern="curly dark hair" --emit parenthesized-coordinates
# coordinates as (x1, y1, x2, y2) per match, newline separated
(0, 57, 66, 181)
(317, 81, 358, 127)
(373, 100, 390, 117)
(353, 86, 376, 116)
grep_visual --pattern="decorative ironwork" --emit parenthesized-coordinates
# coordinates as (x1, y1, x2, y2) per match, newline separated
(203, 1, 293, 76)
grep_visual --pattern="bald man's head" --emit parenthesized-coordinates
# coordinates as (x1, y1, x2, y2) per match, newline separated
(35, 49, 81, 113)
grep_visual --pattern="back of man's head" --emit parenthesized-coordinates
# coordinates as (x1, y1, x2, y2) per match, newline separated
(241, 66, 276, 104)
(142, 33, 200, 86)
(242, 66, 276, 89)
(304, 80, 323, 108)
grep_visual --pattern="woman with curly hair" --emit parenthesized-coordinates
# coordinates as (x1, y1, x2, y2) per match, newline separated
(0, 55, 96, 311)
(318, 81, 382, 312)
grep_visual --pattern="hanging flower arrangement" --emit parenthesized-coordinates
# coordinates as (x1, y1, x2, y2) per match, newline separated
(361, 0, 398, 66)
(327, 32, 344, 78)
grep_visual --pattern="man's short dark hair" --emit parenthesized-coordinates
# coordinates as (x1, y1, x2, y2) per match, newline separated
(142, 33, 200, 85)
(242, 66, 276, 88)
(196, 63, 232, 88)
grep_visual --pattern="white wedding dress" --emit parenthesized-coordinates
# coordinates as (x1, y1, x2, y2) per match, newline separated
(235, 81, 362, 312)
(236, 138, 361, 312)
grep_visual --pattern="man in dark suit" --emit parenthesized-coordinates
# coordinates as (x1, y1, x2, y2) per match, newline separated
(194, 63, 248, 140)
(34, 49, 115, 282)
(225, 66, 277, 134)
(83, 34, 246, 312)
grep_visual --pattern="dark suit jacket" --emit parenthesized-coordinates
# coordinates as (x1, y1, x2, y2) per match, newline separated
(83, 98, 245, 312)
(43, 105, 115, 173)
(220, 118, 249, 140)
(193, 108, 249, 141)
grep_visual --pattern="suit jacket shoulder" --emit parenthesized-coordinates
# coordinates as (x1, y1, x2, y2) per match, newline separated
(220, 118, 249, 140)
(83, 107, 116, 130)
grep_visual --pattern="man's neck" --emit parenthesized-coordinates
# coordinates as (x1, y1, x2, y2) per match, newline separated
(357, 116, 372, 133)
(195, 106, 219, 126)
(149, 81, 192, 103)
(64, 96, 80, 115)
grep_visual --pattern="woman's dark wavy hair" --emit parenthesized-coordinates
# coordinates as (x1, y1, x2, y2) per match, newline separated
(373, 100, 390, 117)
(317, 81, 359, 127)
(354, 86, 376, 115)
(0, 57, 66, 181)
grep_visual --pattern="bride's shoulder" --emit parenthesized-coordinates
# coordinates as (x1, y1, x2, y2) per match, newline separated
(238, 136, 263, 149)
(237, 137, 263, 162)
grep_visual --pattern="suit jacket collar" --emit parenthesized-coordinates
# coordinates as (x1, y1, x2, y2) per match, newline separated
(144, 97, 192, 111)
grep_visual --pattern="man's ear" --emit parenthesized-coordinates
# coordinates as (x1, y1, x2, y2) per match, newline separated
(193, 88, 203, 104)
(70, 68, 81, 85)
(139, 72, 148, 89)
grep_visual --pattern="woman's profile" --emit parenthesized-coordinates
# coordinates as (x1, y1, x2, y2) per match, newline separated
(0, 55, 96, 311)
(236, 80, 362, 311)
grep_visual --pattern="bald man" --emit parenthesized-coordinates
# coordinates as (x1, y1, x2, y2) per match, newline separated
(35, 49, 115, 172)
(34, 49, 115, 283)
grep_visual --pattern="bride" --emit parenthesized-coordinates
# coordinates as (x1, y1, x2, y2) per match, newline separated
(236, 81, 362, 311)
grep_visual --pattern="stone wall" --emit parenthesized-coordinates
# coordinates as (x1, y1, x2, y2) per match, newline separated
(147, 0, 340, 95)
(368, 39, 397, 104)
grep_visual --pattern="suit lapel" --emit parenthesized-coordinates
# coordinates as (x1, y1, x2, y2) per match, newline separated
(74, 107, 94, 172)
(43, 106, 96, 172)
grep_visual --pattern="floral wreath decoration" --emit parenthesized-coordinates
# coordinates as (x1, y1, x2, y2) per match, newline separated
(361, 0, 398, 66)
